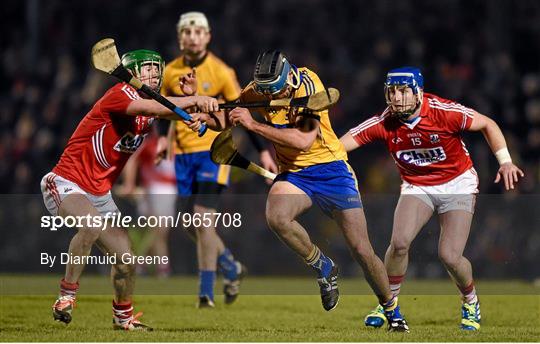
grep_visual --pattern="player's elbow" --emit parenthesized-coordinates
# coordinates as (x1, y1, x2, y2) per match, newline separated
(296, 134, 316, 151)
(478, 117, 499, 137)
(470, 112, 497, 133)
(484, 117, 499, 132)
(299, 141, 314, 152)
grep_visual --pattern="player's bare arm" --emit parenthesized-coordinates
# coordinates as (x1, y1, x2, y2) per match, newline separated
(340, 132, 361, 152)
(468, 112, 525, 190)
(125, 95, 219, 119)
(229, 107, 319, 151)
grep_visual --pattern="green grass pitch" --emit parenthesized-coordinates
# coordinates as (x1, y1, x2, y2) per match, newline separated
(1, 274, 538, 342)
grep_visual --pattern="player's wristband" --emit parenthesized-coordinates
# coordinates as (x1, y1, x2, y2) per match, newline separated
(495, 147, 512, 165)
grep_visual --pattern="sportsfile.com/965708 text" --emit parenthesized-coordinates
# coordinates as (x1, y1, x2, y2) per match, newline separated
(40, 212, 243, 231)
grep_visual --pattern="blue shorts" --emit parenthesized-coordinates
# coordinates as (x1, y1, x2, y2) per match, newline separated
(174, 151, 230, 196)
(274, 160, 362, 217)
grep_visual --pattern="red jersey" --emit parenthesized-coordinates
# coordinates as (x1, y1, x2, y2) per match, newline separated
(350, 93, 475, 186)
(53, 83, 154, 195)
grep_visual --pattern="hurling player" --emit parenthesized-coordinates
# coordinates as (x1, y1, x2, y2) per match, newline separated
(161, 12, 277, 308)
(190, 51, 410, 332)
(341, 67, 524, 330)
(41, 49, 217, 330)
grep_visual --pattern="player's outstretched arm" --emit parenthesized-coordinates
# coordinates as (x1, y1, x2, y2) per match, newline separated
(468, 112, 525, 190)
(126, 96, 219, 119)
(340, 132, 361, 152)
(340, 116, 384, 151)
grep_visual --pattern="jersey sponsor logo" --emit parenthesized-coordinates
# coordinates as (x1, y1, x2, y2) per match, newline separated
(113, 132, 147, 153)
(396, 146, 447, 166)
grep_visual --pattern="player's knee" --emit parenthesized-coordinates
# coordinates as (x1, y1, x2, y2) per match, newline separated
(265, 208, 292, 232)
(389, 239, 410, 257)
(266, 215, 287, 233)
(77, 228, 101, 248)
(194, 226, 214, 239)
(112, 261, 135, 278)
(438, 249, 460, 269)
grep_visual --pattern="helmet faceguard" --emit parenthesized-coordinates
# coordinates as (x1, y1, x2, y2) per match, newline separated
(253, 50, 298, 96)
(384, 67, 424, 120)
(121, 49, 165, 92)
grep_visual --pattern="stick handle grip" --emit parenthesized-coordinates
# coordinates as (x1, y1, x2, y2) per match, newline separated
(247, 162, 277, 180)
(139, 84, 207, 137)
(220, 101, 270, 109)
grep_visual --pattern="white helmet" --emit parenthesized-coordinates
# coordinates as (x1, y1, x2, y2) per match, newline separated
(177, 12, 210, 32)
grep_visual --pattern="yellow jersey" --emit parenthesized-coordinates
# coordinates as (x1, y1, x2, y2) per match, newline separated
(240, 68, 347, 172)
(161, 52, 241, 154)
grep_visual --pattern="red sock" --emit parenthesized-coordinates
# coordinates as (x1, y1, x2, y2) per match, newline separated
(458, 282, 477, 304)
(60, 278, 79, 297)
(113, 300, 133, 321)
(388, 275, 405, 297)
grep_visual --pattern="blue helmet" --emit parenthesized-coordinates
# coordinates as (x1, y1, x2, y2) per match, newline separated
(385, 67, 423, 94)
(253, 50, 292, 95)
(384, 67, 424, 118)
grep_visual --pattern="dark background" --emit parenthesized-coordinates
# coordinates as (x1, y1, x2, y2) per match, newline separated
(1, 0, 539, 280)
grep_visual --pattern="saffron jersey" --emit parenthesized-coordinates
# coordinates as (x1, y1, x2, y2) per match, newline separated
(161, 53, 241, 154)
(240, 67, 347, 172)
(53, 83, 154, 195)
(349, 93, 475, 186)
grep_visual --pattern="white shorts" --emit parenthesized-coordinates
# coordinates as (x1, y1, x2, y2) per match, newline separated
(40, 172, 119, 216)
(400, 168, 479, 214)
(137, 182, 177, 218)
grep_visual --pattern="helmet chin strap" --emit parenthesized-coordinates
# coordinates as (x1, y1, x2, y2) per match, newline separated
(286, 66, 301, 89)
(393, 103, 421, 120)
(388, 92, 423, 120)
